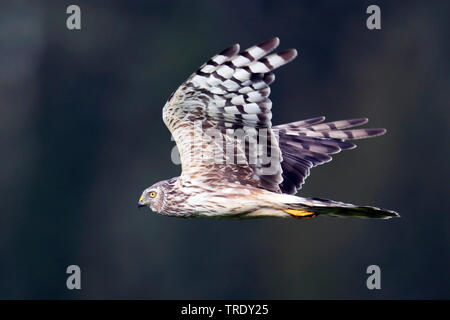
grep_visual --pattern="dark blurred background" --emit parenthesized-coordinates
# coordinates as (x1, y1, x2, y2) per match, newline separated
(0, 0, 449, 299)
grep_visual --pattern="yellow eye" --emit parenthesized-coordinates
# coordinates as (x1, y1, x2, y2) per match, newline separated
(149, 191, 157, 198)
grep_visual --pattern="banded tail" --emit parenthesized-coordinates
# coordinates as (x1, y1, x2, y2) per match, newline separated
(283, 197, 399, 220)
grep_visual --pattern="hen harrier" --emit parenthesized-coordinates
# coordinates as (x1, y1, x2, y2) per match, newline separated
(138, 38, 398, 220)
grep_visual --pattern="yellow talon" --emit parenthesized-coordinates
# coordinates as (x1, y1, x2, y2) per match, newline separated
(283, 209, 316, 218)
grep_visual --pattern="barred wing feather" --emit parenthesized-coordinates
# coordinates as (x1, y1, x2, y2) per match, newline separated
(275, 118, 386, 194)
(163, 38, 297, 193)
(162, 38, 387, 196)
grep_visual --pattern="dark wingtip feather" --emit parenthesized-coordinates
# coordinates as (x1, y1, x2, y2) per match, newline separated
(339, 141, 357, 150)
(278, 49, 298, 63)
(367, 128, 387, 137)
(263, 73, 275, 85)
(221, 44, 240, 57)
(307, 116, 326, 124)
(349, 118, 369, 126)
(258, 37, 280, 51)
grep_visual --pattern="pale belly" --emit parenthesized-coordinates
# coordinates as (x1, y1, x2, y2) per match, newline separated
(178, 185, 298, 218)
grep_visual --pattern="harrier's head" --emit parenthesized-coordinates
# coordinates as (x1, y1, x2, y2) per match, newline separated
(138, 182, 167, 212)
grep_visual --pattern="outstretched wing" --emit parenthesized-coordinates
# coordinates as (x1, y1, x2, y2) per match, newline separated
(275, 118, 386, 194)
(163, 38, 297, 193)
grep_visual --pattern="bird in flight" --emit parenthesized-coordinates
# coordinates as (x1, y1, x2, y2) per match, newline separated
(138, 38, 398, 220)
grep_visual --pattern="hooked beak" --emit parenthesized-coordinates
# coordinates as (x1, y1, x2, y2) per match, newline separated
(138, 195, 145, 208)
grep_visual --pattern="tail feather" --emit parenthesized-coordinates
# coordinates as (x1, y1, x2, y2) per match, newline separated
(285, 197, 399, 219)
